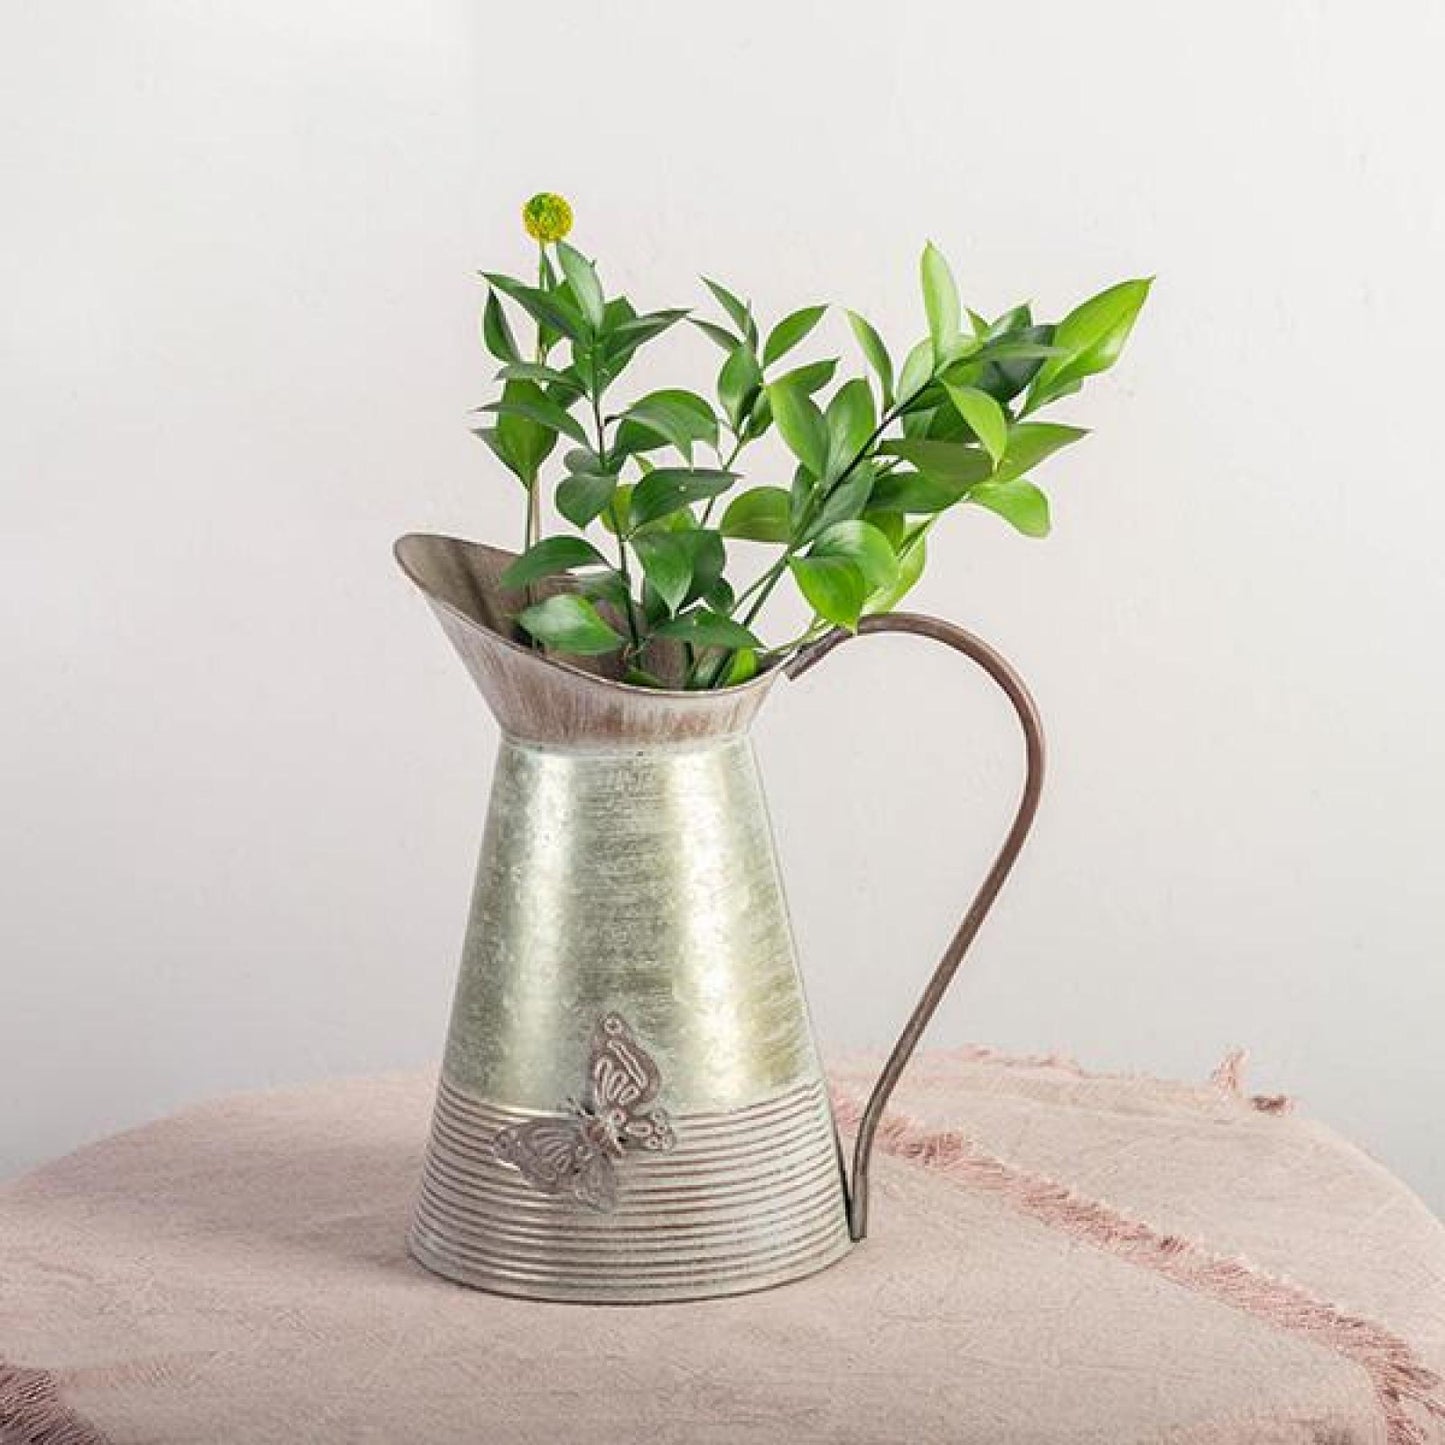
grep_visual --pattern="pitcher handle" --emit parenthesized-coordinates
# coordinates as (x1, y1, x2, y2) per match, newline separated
(784, 612, 1047, 1241)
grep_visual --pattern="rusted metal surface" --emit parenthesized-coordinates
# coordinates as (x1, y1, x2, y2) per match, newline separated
(786, 615, 1046, 1240)
(394, 535, 777, 745)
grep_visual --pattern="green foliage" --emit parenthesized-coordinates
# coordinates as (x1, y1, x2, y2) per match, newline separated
(617, 390, 719, 461)
(969, 478, 1051, 537)
(655, 609, 762, 649)
(942, 384, 1007, 465)
(555, 469, 618, 528)
(846, 310, 894, 408)
(474, 200, 1150, 687)
(628, 468, 735, 528)
(720, 486, 791, 542)
(788, 555, 868, 630)
(766, 377, 829, 478)
(1024, 278, 1152, 413)
(763, 306, 828, 368)
(515, 593, 624, 654)
(920, 242, 961, 361)
(501, 535, 609, 589)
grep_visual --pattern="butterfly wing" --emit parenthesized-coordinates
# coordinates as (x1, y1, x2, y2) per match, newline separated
(621, 1106, 675, 1152)
(490, 1013, 671, 1212)
(489, 1116, 592, 1195)
(570, 1150, 617, 1211)
(589, 1011, 663, 1114)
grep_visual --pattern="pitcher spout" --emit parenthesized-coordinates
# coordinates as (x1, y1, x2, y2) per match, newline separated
(394, 533, 778, 747)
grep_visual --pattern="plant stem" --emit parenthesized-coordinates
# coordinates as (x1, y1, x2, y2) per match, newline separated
(589, 388, 643, 658)
(699, 433, 747, 527)
(524, 243, 548, 555)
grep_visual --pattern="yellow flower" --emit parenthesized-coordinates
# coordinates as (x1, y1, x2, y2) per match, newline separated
(521, 192, 573, 245)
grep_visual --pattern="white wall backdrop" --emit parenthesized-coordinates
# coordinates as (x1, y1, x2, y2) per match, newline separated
(4, 1, 1442, 1207)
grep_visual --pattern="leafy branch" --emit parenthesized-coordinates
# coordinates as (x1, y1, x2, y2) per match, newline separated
(471, 195, 1151, 689)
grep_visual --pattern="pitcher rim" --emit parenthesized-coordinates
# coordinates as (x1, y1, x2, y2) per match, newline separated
(393, 532, 783, 705)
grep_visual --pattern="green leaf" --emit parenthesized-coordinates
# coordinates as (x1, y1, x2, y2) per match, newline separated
(742, 391, 773, 440)
(554, 242, 605, 331)
(555, 470, 618, 528)
(809, 520, 900, 594)
(489, 379, 562, 484)
(868, 469, 967, 514)
(702, 277, 756, 344)
(515, 594, 625, 655)
(690, 317, 740, 351)
(993, 422, 1088, 483)
(632, 531, 696, 614)
(481, 385, 588, 446)
(989, 304, 1033, 337)
(808, 463, 876, 537)
(846, 311, 894, 408)
(562, 445, 604, 472)
(495, 362, 584, 393)
(482, 272, 586, 343)
(472, 425, 528, 487)
(866, 524, 929, 614)
(976, 341, 1064, 364)
(655, 609, 763, 650)
(603, 308, 689, 372)
(766, 377, 828, 478)
(680, 529, 726, 607)
(778, 357, 838, 396)
(718, 344, 763, 430)
(969, 478, 1051, 537)
(599, 482, 634, 536)
(824, 378, 878, 480)
(789, 461, 816, 529)
(619, 390, 719, 461)
(720, 485, 791, 543)
(968, 323, 1057, 405)
(721, 648, 759, 686)
(1025, 278, 1151, 413)
(703, 575, 735, 613)
(628, 468, 736, 529)
(482, 289, 521, 364)
(897, 337, 935, 403)
(878, 438, 994, 486)
(762, 305, 828, 368)
(576, 567, 630, 610)
(943, 384, 1008, 465)
(789, 555, 867, 630)
(499, 535, 610, 590)
(920, 242, 961, 360)
(938, 334, 983, 367)
(866, 508, 907, 547)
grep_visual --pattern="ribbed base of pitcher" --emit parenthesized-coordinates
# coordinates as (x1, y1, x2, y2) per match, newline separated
(409, 1075, 854, 1303)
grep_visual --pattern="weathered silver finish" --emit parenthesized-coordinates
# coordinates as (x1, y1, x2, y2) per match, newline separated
(413, 1076, 848, 1302)
(395, 533, 1045, 1302)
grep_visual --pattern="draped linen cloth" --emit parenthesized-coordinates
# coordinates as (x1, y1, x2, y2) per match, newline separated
(3, 1051, 1443, 1444)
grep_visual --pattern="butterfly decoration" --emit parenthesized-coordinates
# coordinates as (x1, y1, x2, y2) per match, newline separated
(488, 1012, 675, 1211)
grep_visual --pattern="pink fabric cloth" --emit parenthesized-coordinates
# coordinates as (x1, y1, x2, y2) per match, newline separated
(2, 1051, 1443, 1444)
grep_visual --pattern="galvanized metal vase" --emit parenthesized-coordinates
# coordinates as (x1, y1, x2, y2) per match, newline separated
(395, 534, 1044, 1303)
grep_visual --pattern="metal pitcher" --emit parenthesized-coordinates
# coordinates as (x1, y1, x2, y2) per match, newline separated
(395, 534, 1044, 1303)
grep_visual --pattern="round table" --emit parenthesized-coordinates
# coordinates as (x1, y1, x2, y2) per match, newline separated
(3, 1050, 1442, 1444)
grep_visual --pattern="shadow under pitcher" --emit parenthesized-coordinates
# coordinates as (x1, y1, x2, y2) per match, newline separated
(395, 534, 1045, 1304)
